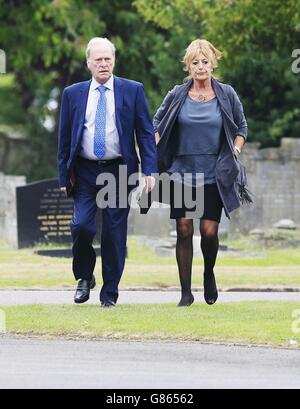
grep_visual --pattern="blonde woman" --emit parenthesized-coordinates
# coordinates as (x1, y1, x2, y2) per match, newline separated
(154, 39, 248, 307)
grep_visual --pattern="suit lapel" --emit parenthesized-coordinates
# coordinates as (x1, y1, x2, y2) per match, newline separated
(77, 80, 91, 124)
(114, 76, 124, 138)
(73, 81, 91, 145)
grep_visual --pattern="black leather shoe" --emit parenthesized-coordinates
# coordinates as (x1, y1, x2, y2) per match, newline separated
(74, 275, 96, 304)
(177, 293, 195, 307)
(101, 300, 116, 308)
(204, 271, 218, 305)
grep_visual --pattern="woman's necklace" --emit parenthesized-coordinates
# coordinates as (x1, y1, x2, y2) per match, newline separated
(189, 88, 215, 102)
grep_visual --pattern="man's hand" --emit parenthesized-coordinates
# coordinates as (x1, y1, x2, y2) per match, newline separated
(60, 187, 67, 193)
(144, 176, 156, 193)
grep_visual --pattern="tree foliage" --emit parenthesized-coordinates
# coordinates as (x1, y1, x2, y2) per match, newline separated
(0, 0, 300, 181)
(0, 0, 194, 180)
(136, 0, 300, 146)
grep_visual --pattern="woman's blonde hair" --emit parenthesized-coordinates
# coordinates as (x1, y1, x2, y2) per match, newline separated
(183, 39, 223, 80)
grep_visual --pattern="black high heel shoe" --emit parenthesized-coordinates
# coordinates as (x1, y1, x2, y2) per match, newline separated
(204, 271, 218, 305)
(177, 293, 195, 307)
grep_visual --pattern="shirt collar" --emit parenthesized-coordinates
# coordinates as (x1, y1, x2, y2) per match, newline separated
(91, 75, 114, 91)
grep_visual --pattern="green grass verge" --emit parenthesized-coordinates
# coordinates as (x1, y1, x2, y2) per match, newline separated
(0, 239, 300, 289)
(1, 302, 299, 348)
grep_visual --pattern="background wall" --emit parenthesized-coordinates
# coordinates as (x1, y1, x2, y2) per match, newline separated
(230, 138, 300, 234)
(1, 139, 299, 247)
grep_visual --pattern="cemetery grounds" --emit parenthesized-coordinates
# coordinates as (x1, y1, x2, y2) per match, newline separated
(0, 234, 299, 348)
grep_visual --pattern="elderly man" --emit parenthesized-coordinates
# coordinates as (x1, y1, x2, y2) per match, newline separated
(58, 37, 157, 307)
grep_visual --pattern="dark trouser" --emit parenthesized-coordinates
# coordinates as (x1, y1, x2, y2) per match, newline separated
(71, 157, 130, 304)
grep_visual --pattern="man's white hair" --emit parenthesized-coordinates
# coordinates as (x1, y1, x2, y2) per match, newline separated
(86, 37, 116, 59)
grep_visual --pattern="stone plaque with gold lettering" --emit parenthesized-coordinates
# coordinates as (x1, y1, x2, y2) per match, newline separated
(16, 179, 101, 248)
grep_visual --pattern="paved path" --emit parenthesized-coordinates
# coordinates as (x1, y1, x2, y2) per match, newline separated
(0, 337, 299, 389)
(0, 290, 299, 306)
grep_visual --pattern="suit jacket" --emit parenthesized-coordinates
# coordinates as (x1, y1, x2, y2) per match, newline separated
(57, 76, 158, 189)
(151, 78, 248, 218)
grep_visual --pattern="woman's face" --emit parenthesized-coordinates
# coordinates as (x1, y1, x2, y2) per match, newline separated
(189, 52, 213, 81)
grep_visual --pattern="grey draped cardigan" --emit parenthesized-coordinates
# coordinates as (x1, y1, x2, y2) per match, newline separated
(153, 78, 248, 218)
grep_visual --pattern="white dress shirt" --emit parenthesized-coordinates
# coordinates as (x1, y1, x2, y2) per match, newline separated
(80, 75, 122, 160)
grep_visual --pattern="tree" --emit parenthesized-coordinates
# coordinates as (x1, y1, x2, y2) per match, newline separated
(1, 0, 299, 182)
(204, 0, 300, 146)
(0, 0, 194, 180)
(135, 0, 300, 146)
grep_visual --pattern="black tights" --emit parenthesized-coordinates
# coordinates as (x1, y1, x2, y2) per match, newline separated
(176, 218, 219, 296)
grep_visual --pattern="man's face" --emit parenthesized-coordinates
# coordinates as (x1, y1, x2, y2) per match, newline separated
(87, 45, 115, 84)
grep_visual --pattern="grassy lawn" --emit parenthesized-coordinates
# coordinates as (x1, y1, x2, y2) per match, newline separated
(0, 238, 299, 288)
(1, 302, 299, 348)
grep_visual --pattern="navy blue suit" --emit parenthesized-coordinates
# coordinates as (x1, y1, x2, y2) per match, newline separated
(58, 76, 158, 303)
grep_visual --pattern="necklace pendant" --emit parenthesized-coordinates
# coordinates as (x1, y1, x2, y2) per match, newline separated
(198, 94, 206, 102)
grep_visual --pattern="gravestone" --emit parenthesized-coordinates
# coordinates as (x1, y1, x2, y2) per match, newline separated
(16, 178, 101, 249)
(0, 173, 26, 248)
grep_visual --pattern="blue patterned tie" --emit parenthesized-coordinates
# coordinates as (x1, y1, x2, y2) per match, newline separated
(94, 85, 107, 158)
